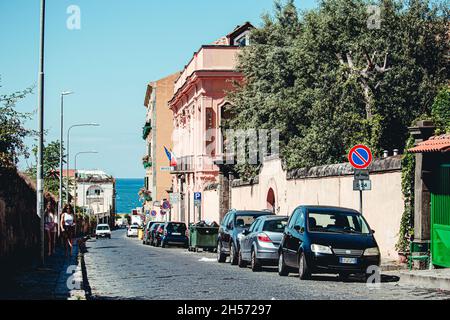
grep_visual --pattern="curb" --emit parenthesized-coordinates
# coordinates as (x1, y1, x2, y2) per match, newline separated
(399, 270, 450, 292)
(70, 236, 91, 300)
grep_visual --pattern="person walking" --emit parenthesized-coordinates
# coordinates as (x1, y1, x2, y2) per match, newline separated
(44, 202, 57, 256)
(60, 204, 75, 258)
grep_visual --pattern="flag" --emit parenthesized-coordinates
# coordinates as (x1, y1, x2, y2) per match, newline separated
(164, 147, 177, 167)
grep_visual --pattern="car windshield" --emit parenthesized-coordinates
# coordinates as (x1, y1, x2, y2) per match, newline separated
(97, 226, 109, 231)
(131, 226, 138, 229)
(308, 211, 371, 234)
(235, 215, 261, 228)
(167, 223, 186, 233)
(263, 219, 288, 233)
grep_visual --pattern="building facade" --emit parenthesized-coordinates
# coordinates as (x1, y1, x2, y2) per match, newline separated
(168, 23, 253, 224)
(75, 170, 116, 226)
(142, 72, 180, 219)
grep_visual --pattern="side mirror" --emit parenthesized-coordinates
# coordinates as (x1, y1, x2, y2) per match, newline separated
(371, 229, 376, 234)
(227, 222, 233, 230)
(242, 229, 250, 236)
(294, 225, 304, 233)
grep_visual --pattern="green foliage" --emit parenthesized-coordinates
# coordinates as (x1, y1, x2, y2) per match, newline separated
(26, 140, 66, 197)
(226, 0, 449, 177)
(0, 80, 35, 168)
(431, 86, 450, 135)
(396, 135, 415, 252)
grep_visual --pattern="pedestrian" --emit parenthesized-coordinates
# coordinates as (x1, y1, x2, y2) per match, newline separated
(60, 204, 75, 258)
(44, 202, 57, 256)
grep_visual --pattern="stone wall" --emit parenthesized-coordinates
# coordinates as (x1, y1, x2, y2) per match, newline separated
(0, 168, 56, 266)
(230, 156, 403, 259)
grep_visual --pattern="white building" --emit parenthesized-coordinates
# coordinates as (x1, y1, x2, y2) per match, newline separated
(75, 170, 116, 225)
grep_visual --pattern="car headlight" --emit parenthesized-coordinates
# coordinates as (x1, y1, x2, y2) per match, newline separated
(311, 244, 333, 255)
(364, 247, 380, 256)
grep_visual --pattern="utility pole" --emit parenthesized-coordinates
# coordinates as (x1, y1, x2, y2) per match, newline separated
(37, 0, 46, 267)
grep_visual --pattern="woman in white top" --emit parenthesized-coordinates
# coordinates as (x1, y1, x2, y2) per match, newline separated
(44, 202, 57, 256)
(60, 204, 75, 257)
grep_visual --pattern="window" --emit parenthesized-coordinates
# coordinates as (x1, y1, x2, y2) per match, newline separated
(295, 210, 305, 228)
(222, 213, 231, 227)
(288, 209, 300, 229)
(233, 32, 249, 47)
(235, 215, 259, 228)
(250, 219, 261, 232)
(307, 211, 370, 234)
(263, 219, 288, 233)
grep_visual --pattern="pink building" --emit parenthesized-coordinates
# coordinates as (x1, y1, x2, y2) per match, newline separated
(169, 23, 253, 224)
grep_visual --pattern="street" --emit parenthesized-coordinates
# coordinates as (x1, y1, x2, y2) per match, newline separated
(83, 230, 450, 300)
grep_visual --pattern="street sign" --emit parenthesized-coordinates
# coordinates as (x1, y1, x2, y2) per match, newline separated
(348, 145, 373, 169)
(353, 180, 372, 191)
(153, 201, 161, 207)
(161, 167, 174, 172)
(194, 192, 202, 206)
(162, 200, 171, 210)
(354, 169, 370, 181)
(151, 210, 157, 217)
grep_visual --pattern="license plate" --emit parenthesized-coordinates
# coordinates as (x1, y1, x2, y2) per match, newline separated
(340, 257, 357, 264)
(172, 232, 181, 236)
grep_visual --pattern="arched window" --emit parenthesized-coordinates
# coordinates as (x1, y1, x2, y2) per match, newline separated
(266, 188, 275, 213)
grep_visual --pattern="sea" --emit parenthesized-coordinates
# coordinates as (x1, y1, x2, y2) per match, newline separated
(115, 178, 144, 214)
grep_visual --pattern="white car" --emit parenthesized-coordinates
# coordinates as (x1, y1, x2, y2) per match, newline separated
(96, 224, 111, 239)
(127, 224, 139, 237)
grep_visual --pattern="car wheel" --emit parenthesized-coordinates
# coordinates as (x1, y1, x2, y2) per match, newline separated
(338, 273, 350, 282)
(251, 249, 262, 272)
(230, 242, 238, 265)
(278, 252, 289, 276)
(217, 242, 226, 263)
(96, 236, 98, 240)
(161, 241, 166, 248)
(238, 250, 247, 268)
(298, 252, 311, 280)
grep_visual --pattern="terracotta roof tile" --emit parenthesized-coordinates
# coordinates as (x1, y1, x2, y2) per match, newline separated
(408, 134, 450, 153)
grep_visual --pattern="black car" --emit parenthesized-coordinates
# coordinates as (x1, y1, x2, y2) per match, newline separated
(143, 221, 163, 245)
(278, 206, 380, 280)
(150, 223, 162, 246)
(160, 222, 189, 248)
(217, 209, 275, 265)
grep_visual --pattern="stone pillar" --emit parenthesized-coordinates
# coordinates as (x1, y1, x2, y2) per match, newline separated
(409, 120, 435, 242)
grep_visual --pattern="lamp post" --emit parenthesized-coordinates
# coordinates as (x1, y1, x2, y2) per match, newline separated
(58, 91, 74, 237)
(74, 151, 98, 215)
(37, 0, 46, 267)
(66, 123, 99, 204)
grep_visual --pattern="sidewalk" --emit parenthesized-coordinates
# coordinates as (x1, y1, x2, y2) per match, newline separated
(0, 239, 85, 300)
(399, 268, 450, 292)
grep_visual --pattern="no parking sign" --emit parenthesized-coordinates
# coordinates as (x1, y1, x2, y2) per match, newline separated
(348, 145, 373, 169)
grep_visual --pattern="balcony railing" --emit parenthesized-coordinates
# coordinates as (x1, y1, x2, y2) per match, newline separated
(142, 124, 152, 140)
(173, 155, 217, 172)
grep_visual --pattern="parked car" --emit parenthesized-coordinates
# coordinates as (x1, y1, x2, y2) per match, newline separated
(278, 206, 380, 280)
(160, 222, 189, 248)
(217, 209, 275, 265)
(143, 221, 163, 245)
(96, 224, 112, 239)
(127, 224, 139, 238)
(153, 223, 166, 247)
(148, 223, 161, 246)
(238, 216, 288, 271)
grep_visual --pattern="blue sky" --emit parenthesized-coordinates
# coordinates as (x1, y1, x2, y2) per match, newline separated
(0, 0, 316, 178)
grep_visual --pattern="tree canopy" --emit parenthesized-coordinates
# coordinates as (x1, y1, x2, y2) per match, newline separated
(226, 0, 449, 178)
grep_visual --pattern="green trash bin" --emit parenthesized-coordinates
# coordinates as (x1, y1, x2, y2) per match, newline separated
(189, 223, 219, 252)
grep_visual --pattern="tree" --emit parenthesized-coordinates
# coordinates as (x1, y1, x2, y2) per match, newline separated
(226, 0, 449, 177)
(26, 140, 67, 198)
(431, 86, 450, 134)
(0, 80, 35, 168)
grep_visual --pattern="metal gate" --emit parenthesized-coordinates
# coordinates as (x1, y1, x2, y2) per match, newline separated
(431, 164, 450, 267)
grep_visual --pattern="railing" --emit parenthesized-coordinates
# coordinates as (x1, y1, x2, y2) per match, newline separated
(174, 155, 217, 172)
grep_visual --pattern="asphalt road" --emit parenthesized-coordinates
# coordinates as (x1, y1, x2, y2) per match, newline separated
(83, 229, 449, 300)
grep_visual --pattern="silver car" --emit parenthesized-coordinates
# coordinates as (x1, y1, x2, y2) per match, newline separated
(238, 216, 288, 271)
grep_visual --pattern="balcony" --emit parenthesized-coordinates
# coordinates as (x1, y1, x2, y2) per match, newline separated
(142, 123, 152, 140)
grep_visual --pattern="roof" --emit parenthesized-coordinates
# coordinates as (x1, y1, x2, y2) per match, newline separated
(408, 134, 450, 153)
(256, 215, 289, 221)
(300, 206, 360, 213)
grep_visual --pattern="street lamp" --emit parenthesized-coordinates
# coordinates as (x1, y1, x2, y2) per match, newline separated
(66, 123, 100, 203)
(37, 0, 46, 267)
(74, 151, 98, 217)
(58, 91, 74, 237)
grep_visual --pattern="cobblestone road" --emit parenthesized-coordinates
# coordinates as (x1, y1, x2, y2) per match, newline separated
(83, 230, 450, 300)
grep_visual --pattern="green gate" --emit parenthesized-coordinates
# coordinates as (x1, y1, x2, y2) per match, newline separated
(431, 164, 450, 267)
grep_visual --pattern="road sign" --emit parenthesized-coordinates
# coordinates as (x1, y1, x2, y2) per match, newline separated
(348, 145, 373, 169)
(194, 192, 202, 206)
(151, 210, 157, 217)
(161, 167, 174, 172)
(353, 180, 372, 191)
(160, 210, 167, 216)
(153, 201, 161, 207)
(162, 200, 171, 210)
(354, 169, 370, 181)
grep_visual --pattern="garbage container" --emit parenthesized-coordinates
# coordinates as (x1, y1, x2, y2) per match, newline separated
(189, 223, 219, 252)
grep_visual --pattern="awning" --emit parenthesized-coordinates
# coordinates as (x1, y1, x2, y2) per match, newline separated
(408, 134, 450, 153)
